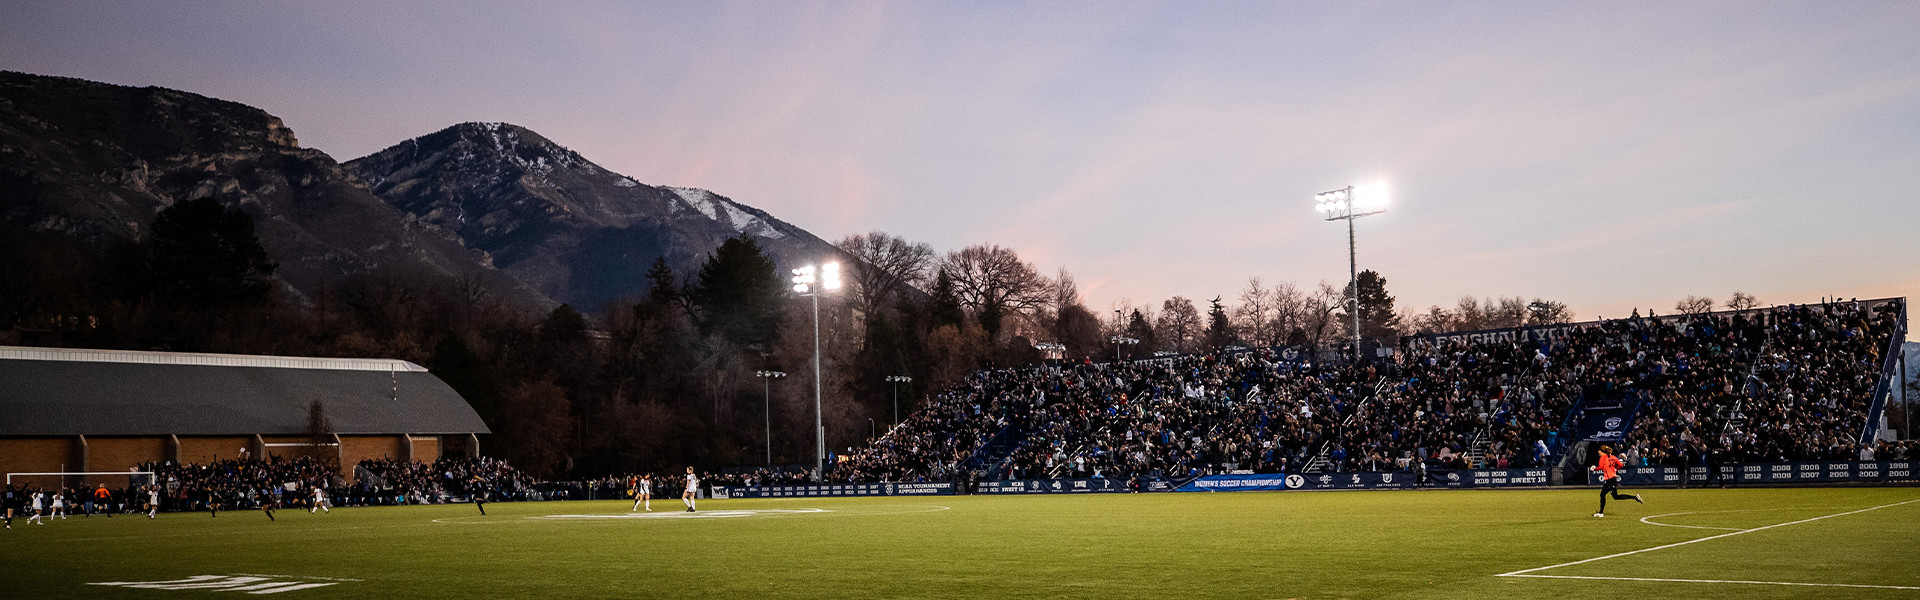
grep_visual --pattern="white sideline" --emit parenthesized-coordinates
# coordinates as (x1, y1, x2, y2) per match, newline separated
(1495, 497, 1920, 586)
(1500, 574, 1920, 591)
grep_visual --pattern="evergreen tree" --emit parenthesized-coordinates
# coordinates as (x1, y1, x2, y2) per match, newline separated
(1126, 309, 1155, 358)
(1340, 270, 1403, 343)
(146, 197, 278, 308)
(1204, 296, 1235, 349)
(927, 270, 966, 329)
(688, 236, 785, 346)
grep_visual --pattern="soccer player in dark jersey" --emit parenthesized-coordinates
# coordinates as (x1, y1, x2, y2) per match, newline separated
(1591, 445, 1644, 517)
(469, 476, 489, 516)
(256, 487, 277, 521)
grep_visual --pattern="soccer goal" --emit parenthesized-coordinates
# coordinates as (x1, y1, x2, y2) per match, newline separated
(6, 471, 156, 488)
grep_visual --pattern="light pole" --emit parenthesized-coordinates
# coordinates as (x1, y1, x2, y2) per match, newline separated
(754, 370, 786, 465)
(791, 262, 841, 480)
(885, 375, 912, 428)
(1315, 183, 1388, 363)
(868, 418, 876, 440)
(1109, 336, 1139, 364)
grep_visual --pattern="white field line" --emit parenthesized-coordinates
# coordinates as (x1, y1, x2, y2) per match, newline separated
(1638, 512, 1749, 531)
(1499, 574, 1920, 591)
(1497, 497, 1920, 578)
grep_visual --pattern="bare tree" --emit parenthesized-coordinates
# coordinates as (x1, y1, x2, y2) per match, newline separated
(1413, 305, 1453, 334)
(1232, 277, 1276, 347)
(1491, 297, 1530, 329)
(1526, 298, 1574, 324)
(1270, 282, 1307, 346)
(1301, 282, 1345, 349)
(1453, 296, 1488, 331)
(305, 399, 336, 465)
(1155, 296, 1202, 353)
(939, 244, 1052, 337)
(1726, 291, 1759, 311)
(1675, 295, 1716, 316)
(835, 231, 934, 323)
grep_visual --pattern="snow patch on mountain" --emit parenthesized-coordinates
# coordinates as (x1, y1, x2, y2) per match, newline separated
(667, 186, 786, 239)
(669, 187, 720, 222)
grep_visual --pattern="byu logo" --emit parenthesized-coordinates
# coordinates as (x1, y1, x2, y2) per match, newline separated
(1285, 475, 1305, 488)
(1604, 417, 1622, 429)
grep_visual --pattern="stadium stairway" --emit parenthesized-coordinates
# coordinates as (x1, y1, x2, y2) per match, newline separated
(960, 425, 1030, 477)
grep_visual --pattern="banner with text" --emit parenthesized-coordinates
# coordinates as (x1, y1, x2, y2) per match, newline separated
(1583, 461, 1919, 485)
(1177, 471, 1418, 492)
(1426, 468, 1552, 488)
(718, 482, 953, 499)
(975, 478, 1132, 494)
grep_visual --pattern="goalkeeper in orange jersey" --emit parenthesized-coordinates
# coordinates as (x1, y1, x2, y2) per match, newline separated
(1591, 445, 1643, 517)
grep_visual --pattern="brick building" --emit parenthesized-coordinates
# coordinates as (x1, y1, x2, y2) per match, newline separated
(0, 346, 489, 486)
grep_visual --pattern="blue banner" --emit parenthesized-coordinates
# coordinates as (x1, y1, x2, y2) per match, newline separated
(717, 481, 953, 499)
(1429, 468, 1552, 487)
(1715, 461, 1917, 484)
(1586, 466, 1680, 486)
(1572, 390, 1642, 443)
(1177, 471, 1416, 491)
(976, 478, 1131, 494)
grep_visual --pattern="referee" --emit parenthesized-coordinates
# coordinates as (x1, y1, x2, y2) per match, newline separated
(1591, 445, 1644, 517)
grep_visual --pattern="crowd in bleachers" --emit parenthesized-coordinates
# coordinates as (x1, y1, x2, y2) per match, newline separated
(141, 456, 341, 512)
(825, 300, 1903, 482)
(15, 301, 1893, 508)
(354, 456, 538, 504)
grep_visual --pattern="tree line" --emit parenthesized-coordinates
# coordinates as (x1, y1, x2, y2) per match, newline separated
(1, 197, 1763, 478)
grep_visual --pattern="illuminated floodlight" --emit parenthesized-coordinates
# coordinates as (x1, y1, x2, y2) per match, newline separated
(821, 262, 841, 291)
(792, 265, 816, 293)
(1351, 181, 1390, 213)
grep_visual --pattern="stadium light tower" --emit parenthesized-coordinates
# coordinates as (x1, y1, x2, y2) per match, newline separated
(1314, 182, 1388, 363)
(792, 262, 841, 480)
(885, 375, 912, 429)
(754, 370, 786, 465)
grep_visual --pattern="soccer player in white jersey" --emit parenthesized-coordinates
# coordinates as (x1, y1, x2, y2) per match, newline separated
(681, 467, 698, 512)
(309, 485, 331, 514)
(631, 474, 652, 512)
(29, 491, 45, 525)
(50, 489, 67, 520)
(146, 485, 160, 518)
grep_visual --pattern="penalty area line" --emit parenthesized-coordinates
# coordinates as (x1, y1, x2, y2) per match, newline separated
(1500, 574, 1920, 591)
(1496, 497, 1920, 578)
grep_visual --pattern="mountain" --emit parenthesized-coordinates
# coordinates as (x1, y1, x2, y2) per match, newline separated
(345, 122, 847, 310)
(0, 71, 553, 309)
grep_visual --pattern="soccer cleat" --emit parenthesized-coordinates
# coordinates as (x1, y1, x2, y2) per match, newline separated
(1593, 513, 1604, 518)
(1634, 495, 1645, 504)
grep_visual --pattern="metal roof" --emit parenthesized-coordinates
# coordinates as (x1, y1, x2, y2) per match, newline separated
(0, 347, 489, 436)
(0, 345, 428, 372)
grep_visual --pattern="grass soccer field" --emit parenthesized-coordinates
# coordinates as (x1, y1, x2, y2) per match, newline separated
(3, 487, 1917, 599)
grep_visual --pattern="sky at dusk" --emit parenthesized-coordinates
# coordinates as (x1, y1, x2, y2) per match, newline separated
(5, 1, 1917, 322)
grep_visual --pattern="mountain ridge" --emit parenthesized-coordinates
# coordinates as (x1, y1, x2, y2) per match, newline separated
(0, 70, 554, 309)
(345, 121, 848, 310)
